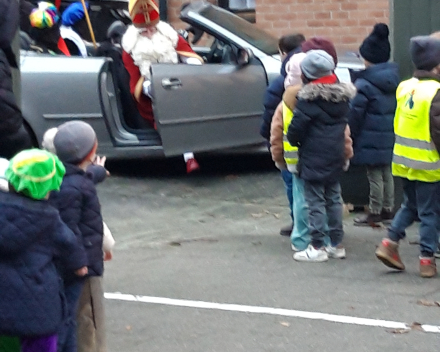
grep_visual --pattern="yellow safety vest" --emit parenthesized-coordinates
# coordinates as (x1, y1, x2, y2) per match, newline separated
(282, 101, 298, 166)
(392, 78, 440, 182)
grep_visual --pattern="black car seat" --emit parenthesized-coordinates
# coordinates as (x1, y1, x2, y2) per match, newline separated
(20, 31, 34, 50)
(98, 21, 158, 136)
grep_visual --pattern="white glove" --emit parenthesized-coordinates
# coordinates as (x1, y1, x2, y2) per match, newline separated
(142, 80, 153, 98)
(275, 162, 287, 171)
(181, 57, 202, 65)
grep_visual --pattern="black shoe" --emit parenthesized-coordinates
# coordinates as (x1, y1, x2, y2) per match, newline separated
(353, 213, 382, 227)
(381, 209, 394, 223)
(280, 223, 293, 236)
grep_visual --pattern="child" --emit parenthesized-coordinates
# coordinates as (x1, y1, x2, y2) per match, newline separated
(375, 35, 440, 278)
(349, 23, 400, 226)
(0, 149, 87, 352)
(47, 121, 106, 352)
(271, 38, 353, 255)
(260, 33, 306, 236)
(287, 50, 356, 262)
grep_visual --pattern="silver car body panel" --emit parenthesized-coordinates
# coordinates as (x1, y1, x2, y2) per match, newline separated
(21, 1, 363, 159)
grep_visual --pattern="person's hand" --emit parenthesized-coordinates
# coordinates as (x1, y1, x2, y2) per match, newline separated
(142, 80, 153, 98)
(94, 156, 110, 176)
(275, 161, 287, 170)
(75, 266, 88, 277)
(104, 251, 113, 261)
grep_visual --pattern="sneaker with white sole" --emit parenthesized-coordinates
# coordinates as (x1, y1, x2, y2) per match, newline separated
(293, 245, 328, 262)
(326, 245, 346, 259)
(291, 243, 301, 252)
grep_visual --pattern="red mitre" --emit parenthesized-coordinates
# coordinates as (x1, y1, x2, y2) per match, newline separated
(128, 0, 160, 28)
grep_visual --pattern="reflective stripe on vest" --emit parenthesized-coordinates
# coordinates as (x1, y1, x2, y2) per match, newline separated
(392, 78, 440, 182)
(282, 101, 298, 165)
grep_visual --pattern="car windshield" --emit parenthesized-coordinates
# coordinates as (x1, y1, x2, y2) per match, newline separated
(199, 6, 279, 55)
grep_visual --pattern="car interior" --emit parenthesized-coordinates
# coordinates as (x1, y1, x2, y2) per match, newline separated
(21, 3, 244, 140)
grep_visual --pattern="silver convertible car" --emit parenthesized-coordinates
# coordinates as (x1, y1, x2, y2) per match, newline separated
(20, 1, 363, 160)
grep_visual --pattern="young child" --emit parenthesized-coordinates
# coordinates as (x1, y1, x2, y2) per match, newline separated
(287, 50, 356, 262)
(260, 33, 306, 236)
(47, 121, 106, 352)
(0, 149, 87, 352)
(349, 23, 400, 226)
(271, 38, 353, 255)
(375, 35, 440, 278)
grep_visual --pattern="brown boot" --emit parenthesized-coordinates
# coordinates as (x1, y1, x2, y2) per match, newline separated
(375, 238, 405, 270)
(420, 257, 437, 278)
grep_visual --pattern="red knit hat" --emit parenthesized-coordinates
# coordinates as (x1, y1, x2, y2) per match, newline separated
(129, 0, 160, 28)
(302, 37, 338, 66)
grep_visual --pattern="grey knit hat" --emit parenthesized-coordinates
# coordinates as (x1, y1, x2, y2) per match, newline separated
(410, 35, 440, 71)
(300, 50, 335, 80)
(53, 121, 97, 164)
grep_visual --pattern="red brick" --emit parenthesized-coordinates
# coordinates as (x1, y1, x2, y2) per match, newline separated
(315, 12, 331, 19)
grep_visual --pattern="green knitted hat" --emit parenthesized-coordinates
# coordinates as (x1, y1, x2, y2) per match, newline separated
(6, 149, 66, 200)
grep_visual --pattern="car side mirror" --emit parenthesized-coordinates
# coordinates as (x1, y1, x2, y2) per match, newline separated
(237, 48, 253, 66)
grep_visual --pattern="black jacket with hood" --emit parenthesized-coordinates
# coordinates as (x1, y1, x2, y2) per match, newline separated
(0, 0, 32, 158)
(287, 80, 357, 183)
(348, 62, 399, 165)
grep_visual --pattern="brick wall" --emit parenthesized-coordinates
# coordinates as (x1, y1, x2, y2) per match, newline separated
(168, 0, 390, 52)
(255, 0, 390, 52)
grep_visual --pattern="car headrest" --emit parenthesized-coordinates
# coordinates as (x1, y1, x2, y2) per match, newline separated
(20, 31, 34, 50)
(107, 21, 126, 44)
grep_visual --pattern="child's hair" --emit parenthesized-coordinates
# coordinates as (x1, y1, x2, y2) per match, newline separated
(278, 33, 306, 54)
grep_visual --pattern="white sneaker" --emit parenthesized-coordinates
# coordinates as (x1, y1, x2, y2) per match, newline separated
(293, 245, 328, 262)
(291, 243, 300, 252)
(326, 245, 346, 259)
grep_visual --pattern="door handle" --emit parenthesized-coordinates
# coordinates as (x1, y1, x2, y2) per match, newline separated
(161, 78, 182, 89)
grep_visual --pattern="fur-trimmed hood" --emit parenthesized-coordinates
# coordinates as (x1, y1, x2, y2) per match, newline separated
(298, 82, 357, 102)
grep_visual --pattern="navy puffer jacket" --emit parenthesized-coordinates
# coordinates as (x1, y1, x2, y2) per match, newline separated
(50, 163, 104, 278)
(287, 81, 357, 183)
(260, 50, 298, 141)
(0, 191, 87, 337)
(348, 62, 399, 165)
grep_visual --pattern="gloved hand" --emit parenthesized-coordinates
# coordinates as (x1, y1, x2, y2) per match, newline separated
(275, 161, 287, 171)
(142, 79, 153, 99)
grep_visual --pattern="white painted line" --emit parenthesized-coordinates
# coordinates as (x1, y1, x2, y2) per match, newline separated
(104, 292, 440, 334)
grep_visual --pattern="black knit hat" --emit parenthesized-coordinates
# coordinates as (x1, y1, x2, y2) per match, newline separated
(359, 23, 391, 64)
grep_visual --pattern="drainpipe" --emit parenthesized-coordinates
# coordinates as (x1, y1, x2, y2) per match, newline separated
(159, 0, 167, 22)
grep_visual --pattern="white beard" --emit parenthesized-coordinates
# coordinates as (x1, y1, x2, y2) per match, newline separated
(122, 21, 179, 80)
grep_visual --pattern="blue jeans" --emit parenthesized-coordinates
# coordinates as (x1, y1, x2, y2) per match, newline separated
(388, 179, 440, 255)
(303, 181, 344, 248)
(58, 278, 85, 352)
(281, 169, 293, 220)
(290, 173, 310, 250)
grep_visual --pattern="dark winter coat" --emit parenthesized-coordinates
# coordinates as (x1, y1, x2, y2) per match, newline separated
(0, 191, 87, 337)
(260, 50, 298, 141)
(287, 81, 357, 183)
(0, 0, 33, 158)
(50, 164, 104, 279)
(348, 62, 399, 165)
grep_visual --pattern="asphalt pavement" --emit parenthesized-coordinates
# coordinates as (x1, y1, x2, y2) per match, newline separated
(99, 155, 440, 352)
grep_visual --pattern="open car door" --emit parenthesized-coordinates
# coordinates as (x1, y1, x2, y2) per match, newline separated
(151, 59, 267, 156)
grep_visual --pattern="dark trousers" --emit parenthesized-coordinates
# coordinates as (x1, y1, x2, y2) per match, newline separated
(303, 180, 344, 248)
(281, 169, 293, 220)
(58, 279, 85, 352)
(388, 179, 440, 255)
